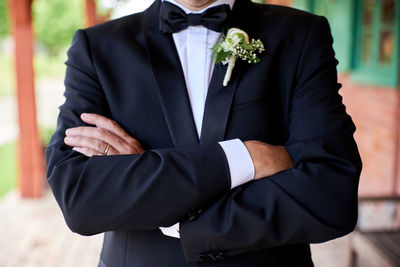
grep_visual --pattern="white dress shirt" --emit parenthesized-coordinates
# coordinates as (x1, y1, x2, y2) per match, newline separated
(159, 0, 255, 238)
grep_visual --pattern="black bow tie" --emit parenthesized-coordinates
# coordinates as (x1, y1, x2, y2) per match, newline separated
(159, 1, 231, 33)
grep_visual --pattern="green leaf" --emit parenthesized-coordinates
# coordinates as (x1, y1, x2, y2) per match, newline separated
(215, 51, 231, 64)
(253, 56, 261, 63)
(212, 42, 222, 54)
(241, 42, 253, 51)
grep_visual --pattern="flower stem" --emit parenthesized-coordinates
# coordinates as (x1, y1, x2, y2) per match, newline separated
(223, 56, 236, 87)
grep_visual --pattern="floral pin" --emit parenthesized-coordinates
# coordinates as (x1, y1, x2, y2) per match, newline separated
(212, 28, 265, 86)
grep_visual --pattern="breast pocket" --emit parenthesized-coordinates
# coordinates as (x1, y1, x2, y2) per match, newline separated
(232, 98, 268, 112)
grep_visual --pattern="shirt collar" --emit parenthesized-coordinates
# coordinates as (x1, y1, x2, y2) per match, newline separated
(162, 0, 235, 14)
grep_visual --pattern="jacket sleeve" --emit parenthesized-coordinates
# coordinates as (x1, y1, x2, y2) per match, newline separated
(179, 16, 362, 262)
(46, 29, 231, 236)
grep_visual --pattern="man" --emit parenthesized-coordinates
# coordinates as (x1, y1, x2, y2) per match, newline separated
(46, 0, 362, 266)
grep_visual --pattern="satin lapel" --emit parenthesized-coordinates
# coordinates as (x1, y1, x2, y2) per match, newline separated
(200, 0, 256, 144)
(144, 0, 199, 147)
(200, 60, 243, 144)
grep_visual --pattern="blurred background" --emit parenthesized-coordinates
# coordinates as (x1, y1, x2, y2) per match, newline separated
(0, 0, 399, 266)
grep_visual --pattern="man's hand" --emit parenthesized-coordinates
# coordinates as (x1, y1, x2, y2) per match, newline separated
(64, 113, 144, 157)
(244, 140, 294, 180)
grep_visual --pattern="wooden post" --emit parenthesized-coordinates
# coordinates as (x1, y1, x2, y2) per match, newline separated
(85, 0, 111, 28)
(265, 0, 292, 6)
(85, 0, 98, 27)
(394, 74, 400, 194)
(8, 0, 45, 198)
(392, 41, 400, 195)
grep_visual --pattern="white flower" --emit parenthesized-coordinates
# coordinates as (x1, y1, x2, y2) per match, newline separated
(226, 28, 249, 44)
(212, 28, 265, 86)
(221, 40, 233, 51)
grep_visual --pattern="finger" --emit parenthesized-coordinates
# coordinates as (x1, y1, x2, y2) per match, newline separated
(80, 113, 143, 149)
(65, 130, 143, 155)
(66, 126, 144, 154)
(65, 136, 112, 155)
(81, 113, 144, 153)
(65, 126, 126, 153)
(97, 143, 120, 156)
(73, 145, 119, 156)
(103, 145, 119, 156)
(80, 113, 132, 141)
(72, 147, 102, 157)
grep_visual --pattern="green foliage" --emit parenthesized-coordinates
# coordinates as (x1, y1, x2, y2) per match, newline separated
(0, 0, 9, 38)
(0, 51, 66, 97)
(34, 52, 66, 79)
(33, 0, 83, 55)
(212, 32, 264, 64)
(0, 142, 16, 198)
(0, 126, 55, 198)
(40, 126, 56, 147)
(212, 35, 231, 64)
(215, 50, 231, 64)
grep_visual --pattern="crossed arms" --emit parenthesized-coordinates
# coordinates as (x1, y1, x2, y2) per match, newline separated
(64, 113, 293, 181)
(46, 16, 362, 262)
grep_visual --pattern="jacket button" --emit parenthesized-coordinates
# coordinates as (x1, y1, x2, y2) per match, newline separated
(187, 212, 197, 222)
(200, 250, 224, 261)
(187, 209, 202, 222)
(200, 254, 210, 261)
(212, 251, 224, 260)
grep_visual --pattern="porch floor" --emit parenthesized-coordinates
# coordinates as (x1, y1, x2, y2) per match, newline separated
(0, 189, 362, 267)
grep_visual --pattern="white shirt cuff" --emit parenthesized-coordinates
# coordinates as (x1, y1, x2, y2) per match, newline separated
(160, 222, 180, 238)
(219, 138, 255, 189)
(159, 139, 254, 239)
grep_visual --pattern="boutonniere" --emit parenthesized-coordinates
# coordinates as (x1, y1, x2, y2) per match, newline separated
(212, 28, 265, 86)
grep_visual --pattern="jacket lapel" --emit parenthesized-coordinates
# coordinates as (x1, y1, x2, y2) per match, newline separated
(144, 0, 199, 147)
(200, 0, 257, 144)
(199, 60, 243, 144)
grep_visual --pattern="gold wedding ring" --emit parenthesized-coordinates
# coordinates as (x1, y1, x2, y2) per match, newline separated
(103, 144, 111, 155)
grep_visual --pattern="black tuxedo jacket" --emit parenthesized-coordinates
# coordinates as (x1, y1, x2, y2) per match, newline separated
(46, 0, 362, 266)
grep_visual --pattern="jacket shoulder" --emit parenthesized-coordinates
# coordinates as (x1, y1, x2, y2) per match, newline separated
(255, 3, 319, 23)
(82, 11, 146, 39)
(248, 3, 330, 47)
